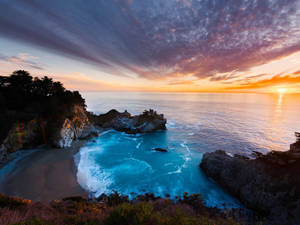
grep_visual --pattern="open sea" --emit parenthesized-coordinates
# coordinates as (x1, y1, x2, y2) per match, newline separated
(76, 92, 300, 208)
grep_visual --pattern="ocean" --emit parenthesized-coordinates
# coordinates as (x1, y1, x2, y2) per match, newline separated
(76, 92, 300, 208)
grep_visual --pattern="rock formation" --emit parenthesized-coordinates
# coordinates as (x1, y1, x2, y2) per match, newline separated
(91, 109, 167, 134)
(52, 105, 98, 148)
(200, 150, 300, 224)
(0, 105, 98, 162)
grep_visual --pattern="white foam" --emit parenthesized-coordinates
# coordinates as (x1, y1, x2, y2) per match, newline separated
(99, 129, 114, 137)
(167, 167, 182, 174)
(76, 147, 113, 197)
(226, 152, 234, 157)
(136, 141, 142, 149)
(166, 121, 176, 128)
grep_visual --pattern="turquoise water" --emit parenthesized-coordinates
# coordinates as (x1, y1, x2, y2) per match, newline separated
(76, 92, 300, 208)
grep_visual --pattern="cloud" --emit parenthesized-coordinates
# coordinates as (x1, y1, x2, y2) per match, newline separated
(0, 0, 299, 80)
(168, 80, 195, 85)
(225, 71, 300, 90)
(51, 74, 114, 91)
(0, 53, 44, 70)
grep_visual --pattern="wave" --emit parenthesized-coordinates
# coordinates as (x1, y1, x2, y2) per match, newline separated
(166, 121, 176, 128)
(75, 147, 113, 197)
(109, 157, 153, 175)
(136, 141, 142, 149)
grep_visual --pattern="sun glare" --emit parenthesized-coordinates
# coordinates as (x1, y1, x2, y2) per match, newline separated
(277, 88, 286, 94)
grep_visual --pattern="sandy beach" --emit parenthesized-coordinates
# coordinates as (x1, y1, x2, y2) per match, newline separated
(0, 140, 88, 202)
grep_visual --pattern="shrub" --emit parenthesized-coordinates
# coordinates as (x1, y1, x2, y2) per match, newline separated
(11, 216, 51, 225)
(0, 194, 29, 209)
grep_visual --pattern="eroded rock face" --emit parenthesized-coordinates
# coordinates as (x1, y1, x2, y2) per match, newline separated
(53, 105, 98, 148)
(200, 150, 300, 225)
(55, 119, 75, 148)
(0, 105, 98, 162)
(0, 119, 43, 162)
(93, 109, 166, 134)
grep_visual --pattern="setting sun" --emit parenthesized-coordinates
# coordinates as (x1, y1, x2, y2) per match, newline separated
(277, 88, 286, 94)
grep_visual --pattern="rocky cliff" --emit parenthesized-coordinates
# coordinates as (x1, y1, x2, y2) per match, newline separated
(0, 119, 43, 162)
(200, 150, 300, 225)
(0, 105, 97, 163)
(91, 109, 167, 134)
(0, 107, 166, 163)
(52, 105, 98, 148)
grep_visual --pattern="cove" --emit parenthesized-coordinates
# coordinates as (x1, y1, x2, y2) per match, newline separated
(76, 129, 241, 208)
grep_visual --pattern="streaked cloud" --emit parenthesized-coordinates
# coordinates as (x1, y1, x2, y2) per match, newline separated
(225, 71, 300, 90)
(0, 53, 44, 70)
(0, 0, 299, 82)
(168, 80, 196, 85)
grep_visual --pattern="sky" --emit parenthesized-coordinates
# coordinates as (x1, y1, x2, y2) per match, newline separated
(0, 0, 300, 93)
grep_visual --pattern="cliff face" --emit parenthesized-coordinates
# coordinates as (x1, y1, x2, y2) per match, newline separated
(0, 107, 166, 163)
(0, 105, 97, 162)
(200, 150, 300, 225)
(52, 105, 98, 148)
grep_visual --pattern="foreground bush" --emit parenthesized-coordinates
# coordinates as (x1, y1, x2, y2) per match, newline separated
(0, 193, 250, 225)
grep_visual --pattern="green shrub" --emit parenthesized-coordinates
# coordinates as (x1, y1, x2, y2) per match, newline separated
(11, 216, 52, 225)
(106, 191, 129, 207)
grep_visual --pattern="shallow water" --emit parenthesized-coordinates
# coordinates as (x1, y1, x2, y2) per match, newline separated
(76, 92, 300, 208)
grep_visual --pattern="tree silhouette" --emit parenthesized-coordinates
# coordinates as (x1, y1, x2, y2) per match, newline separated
(0, 70, 86, 143)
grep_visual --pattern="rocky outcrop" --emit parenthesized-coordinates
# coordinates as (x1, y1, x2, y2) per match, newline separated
(200, 150, 300, 225)
(0, 119, 44, 162)
(0, 105, 98, 162)
(54, 119, 75, 148)
(92, 109, 166, 134)
(53, 105, 98, 148)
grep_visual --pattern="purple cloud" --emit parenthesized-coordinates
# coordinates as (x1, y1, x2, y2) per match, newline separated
(0, 0, 299, 80)
(0, 53, 44, 70)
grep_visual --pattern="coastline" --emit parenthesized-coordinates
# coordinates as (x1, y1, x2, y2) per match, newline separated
(0, 140, 88, 202)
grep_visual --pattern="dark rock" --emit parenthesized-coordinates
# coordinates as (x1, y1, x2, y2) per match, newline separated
(153, 148, 168, 152)
(92, 109, 166, 134)
(200, 150, 300, 225)
(0, 119, 43, 162)
(0, 105, 99, 162)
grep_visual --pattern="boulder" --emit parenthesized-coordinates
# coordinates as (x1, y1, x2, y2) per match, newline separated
(153, 148, 168, 152)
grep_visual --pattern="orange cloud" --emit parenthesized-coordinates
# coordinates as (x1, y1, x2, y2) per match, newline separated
(225, 71, 300, 90)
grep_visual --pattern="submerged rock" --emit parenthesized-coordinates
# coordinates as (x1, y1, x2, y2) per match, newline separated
(153, 148, 168, 152)
(92, 109, 166, 134)
(200, 150, 300, 224)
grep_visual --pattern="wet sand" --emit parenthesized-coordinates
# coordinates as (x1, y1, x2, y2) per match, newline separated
(0, 141, 88, 202)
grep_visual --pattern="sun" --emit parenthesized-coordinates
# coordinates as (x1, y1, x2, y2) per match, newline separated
(277, 88, 286, 94)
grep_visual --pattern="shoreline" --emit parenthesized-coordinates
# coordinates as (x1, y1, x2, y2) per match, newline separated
(0, 140, 88, 202)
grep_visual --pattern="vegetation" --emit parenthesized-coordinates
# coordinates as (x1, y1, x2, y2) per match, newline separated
(0, 193, 245, 225)
(141, 109, 164, 120)
(0, 70, 85, 144)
